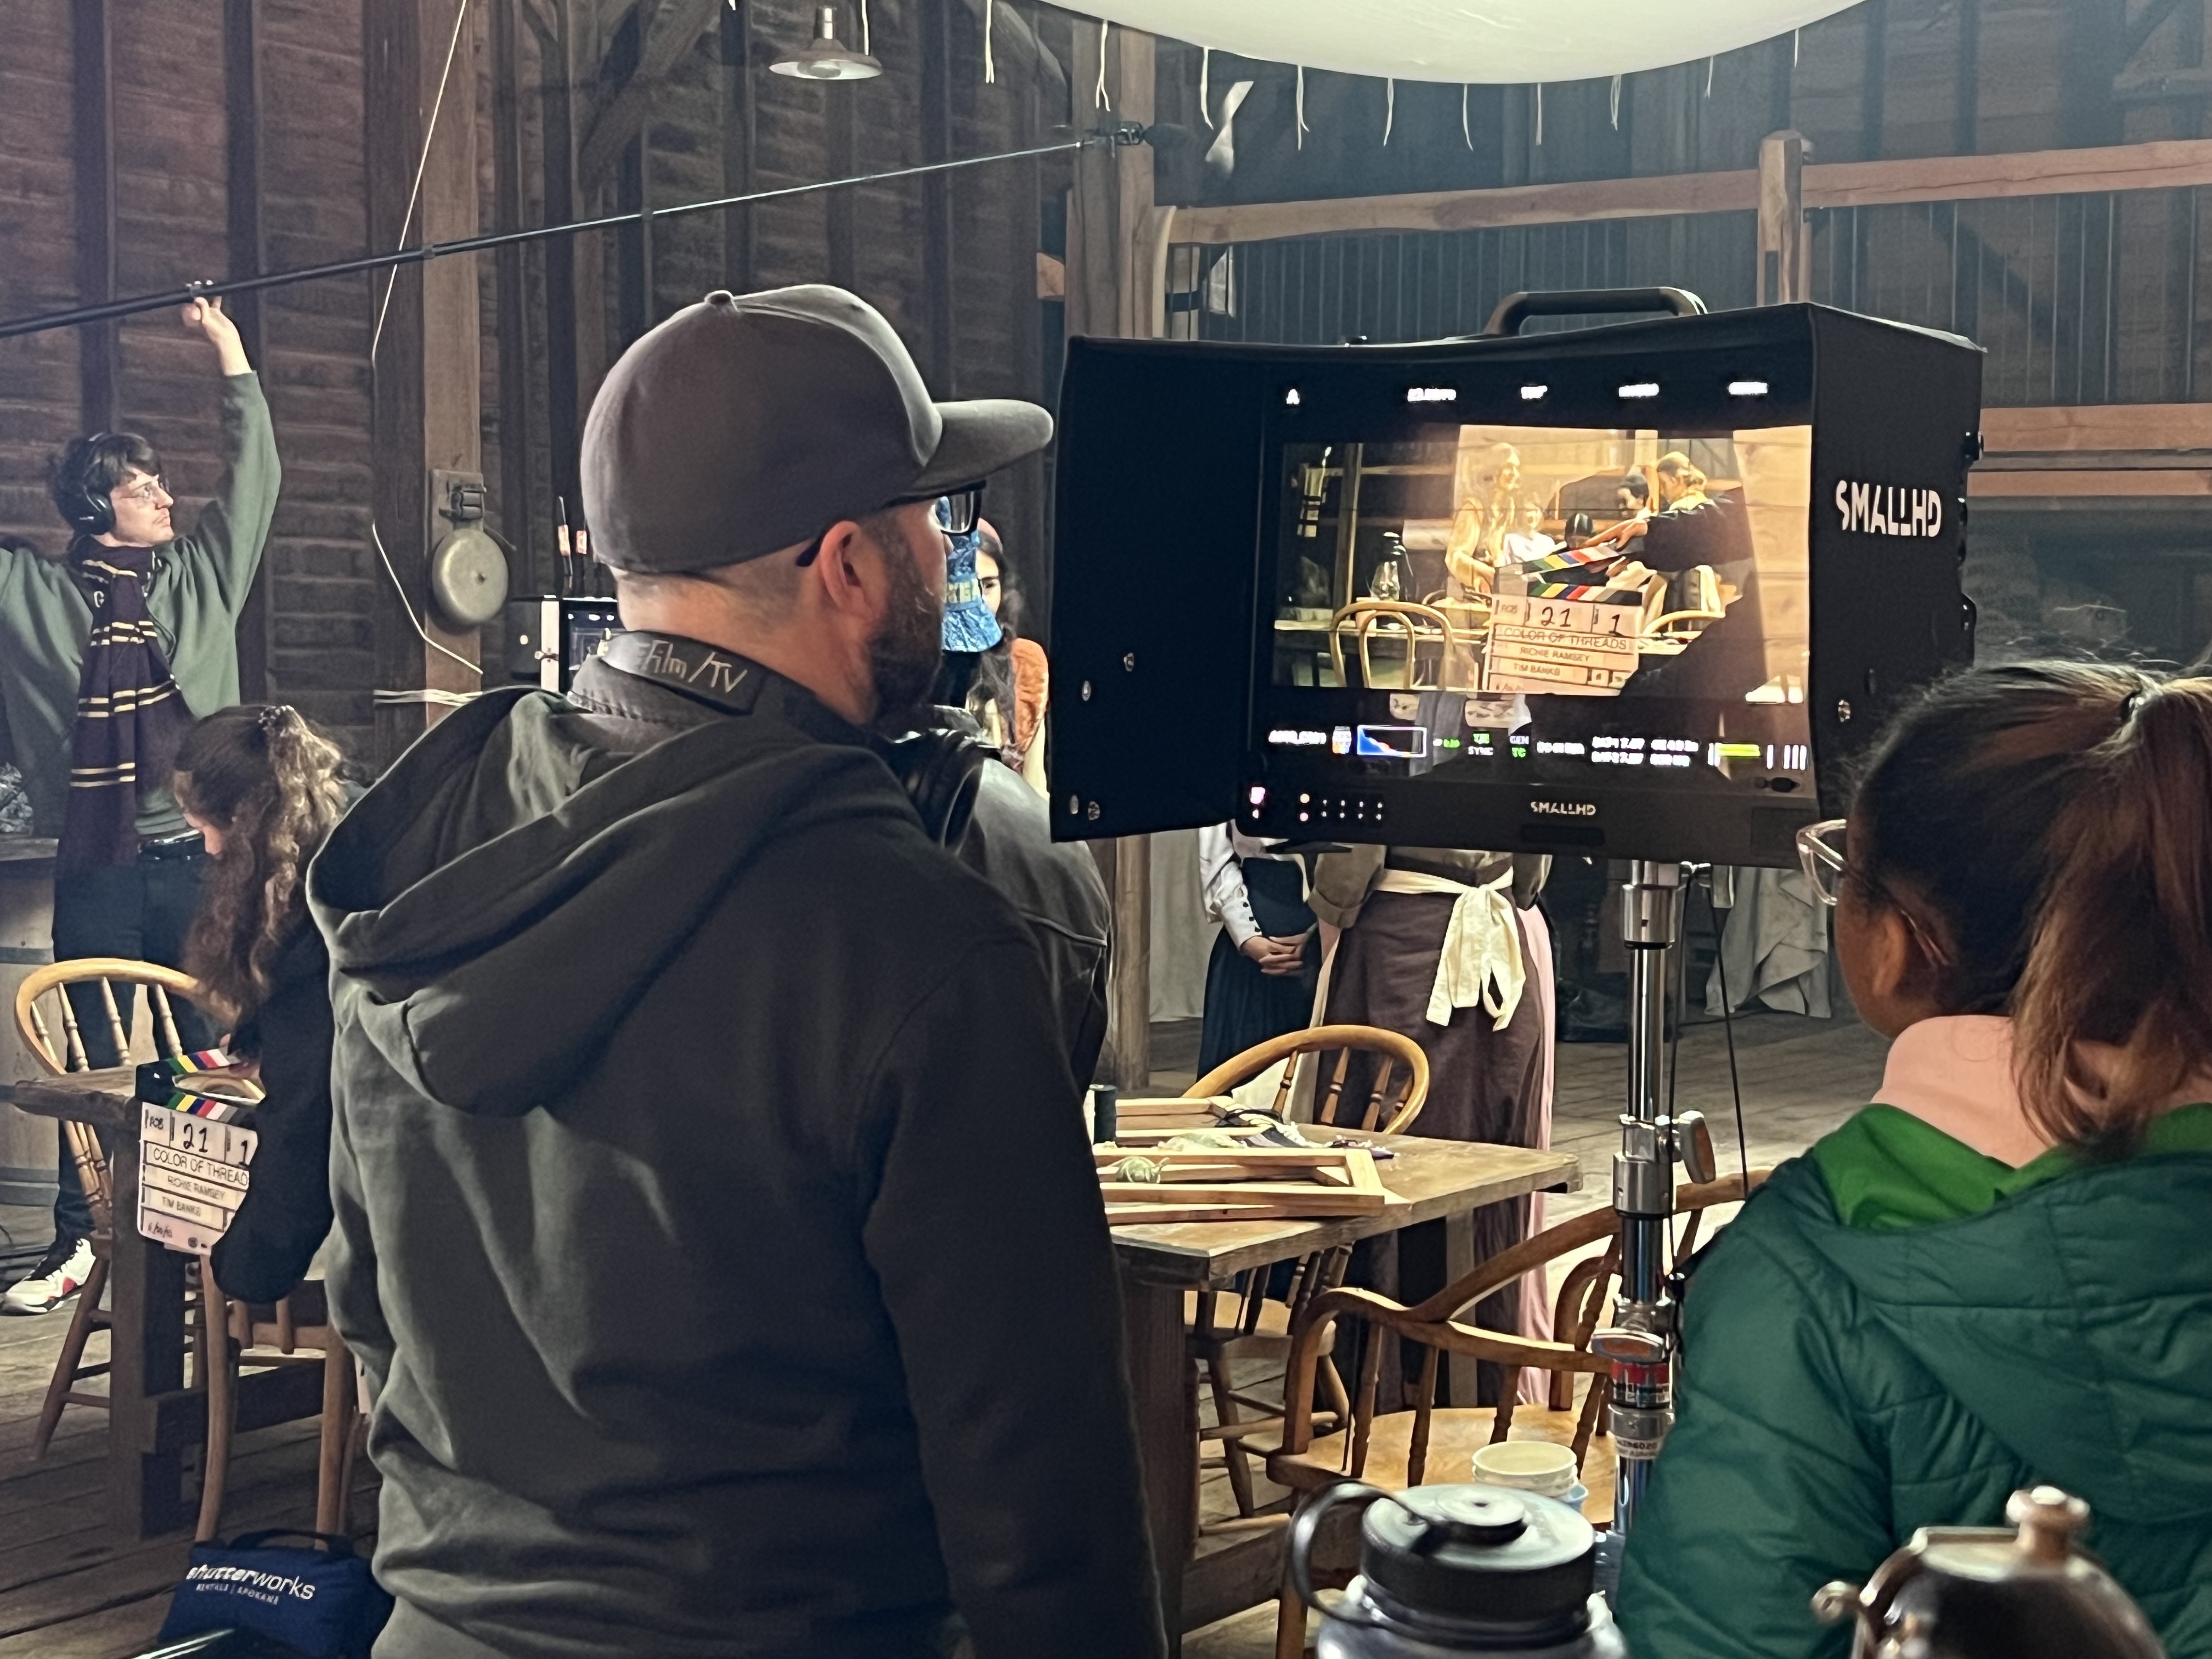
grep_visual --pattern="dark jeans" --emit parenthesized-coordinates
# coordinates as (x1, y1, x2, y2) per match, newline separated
(47, 844, 214, 1243)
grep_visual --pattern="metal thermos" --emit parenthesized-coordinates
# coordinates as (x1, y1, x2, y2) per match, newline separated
(1813, 1487, 2165, 1659)
(1292, 1482, 1630, 1658)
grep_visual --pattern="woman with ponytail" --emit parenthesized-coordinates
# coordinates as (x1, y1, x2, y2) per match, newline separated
(174, 705, 351, 1304)
(1621, 662, 2212, 1659)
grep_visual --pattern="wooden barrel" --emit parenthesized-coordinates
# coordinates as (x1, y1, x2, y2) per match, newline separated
(0, 839, 62, 1211)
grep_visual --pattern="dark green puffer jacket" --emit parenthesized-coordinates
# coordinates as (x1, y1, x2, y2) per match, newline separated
(1620, 1126, 2212, 1658)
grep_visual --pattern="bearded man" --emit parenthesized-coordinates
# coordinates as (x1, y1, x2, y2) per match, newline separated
(307, 287, 1161, 1659)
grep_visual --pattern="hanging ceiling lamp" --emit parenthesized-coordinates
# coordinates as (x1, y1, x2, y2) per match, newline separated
(770, 7, 882, 80)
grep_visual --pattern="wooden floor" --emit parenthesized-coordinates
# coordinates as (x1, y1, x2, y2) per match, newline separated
(0, 1307, 372, 1659)
(0, 1010, 1883, 1658)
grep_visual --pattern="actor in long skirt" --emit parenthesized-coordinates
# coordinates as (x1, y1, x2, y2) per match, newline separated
(1311, 844, 1555, 1402)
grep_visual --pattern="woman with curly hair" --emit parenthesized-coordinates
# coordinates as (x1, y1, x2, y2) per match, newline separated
(174, 704, 351, 1303)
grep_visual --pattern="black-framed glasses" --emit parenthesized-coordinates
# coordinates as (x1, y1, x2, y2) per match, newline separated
(795, 482, 985, 566)
(923, 483, 985, 537)
(1796, 817, 1952, 967)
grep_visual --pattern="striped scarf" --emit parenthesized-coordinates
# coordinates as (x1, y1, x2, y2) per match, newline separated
(58, 545, 194, 871)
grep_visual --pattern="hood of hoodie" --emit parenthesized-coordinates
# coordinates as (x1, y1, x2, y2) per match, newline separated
(1762, 1153, 2212, 1528)
(307, 686, 912, 1118)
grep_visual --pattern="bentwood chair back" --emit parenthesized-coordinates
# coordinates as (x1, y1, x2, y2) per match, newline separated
(13, 958, 206, 1458)
(1186, 1023, 1431, 1138)
(1263, 1171, 1770, 1659)
(1182, 1025, 1431, 1524)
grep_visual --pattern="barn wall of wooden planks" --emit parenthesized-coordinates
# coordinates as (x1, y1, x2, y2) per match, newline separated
(0, 0, 1086, 770)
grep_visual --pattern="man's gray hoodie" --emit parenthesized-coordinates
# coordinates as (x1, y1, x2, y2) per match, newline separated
(307, 668, 1162, 1659)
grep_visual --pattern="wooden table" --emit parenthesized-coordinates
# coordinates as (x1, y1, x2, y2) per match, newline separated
(12, 1068, 325, 1538)
(1111, 1133, 1580, 1649)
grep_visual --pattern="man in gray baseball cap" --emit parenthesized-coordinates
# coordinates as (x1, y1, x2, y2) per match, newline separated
(311, 286, 1164, 1659)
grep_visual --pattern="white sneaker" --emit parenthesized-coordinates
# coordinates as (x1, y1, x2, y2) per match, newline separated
(3, 1238, 95, 1315)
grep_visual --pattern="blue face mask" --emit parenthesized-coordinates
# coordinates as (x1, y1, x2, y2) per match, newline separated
(940, 524, 1002, 654)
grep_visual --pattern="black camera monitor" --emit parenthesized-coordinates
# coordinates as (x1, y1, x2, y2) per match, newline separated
(1049, 303, 1982, 867)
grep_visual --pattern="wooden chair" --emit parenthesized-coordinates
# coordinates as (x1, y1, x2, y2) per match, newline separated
(12, 958, 205, 1458)
(1265, 1172, 1769, 1658)
(196, 1270, 363, 1543)
(1182, 1026, 1431, 1526)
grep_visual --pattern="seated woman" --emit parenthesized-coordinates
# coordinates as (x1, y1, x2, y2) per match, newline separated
(174, 706, 351, 1305)
(1621, 662, 2212, 1658)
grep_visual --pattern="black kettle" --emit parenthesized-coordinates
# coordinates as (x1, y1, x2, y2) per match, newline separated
(1289, 1481, 1628, 1656)
(1813, 1487, 2165, 1659)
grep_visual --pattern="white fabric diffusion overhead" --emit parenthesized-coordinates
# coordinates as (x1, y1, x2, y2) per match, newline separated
(1084, 1, 1854, 83)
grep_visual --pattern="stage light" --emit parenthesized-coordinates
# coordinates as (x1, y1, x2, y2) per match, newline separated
(1619, 382, 1660, 398)
(1519, 384, 1548, 400)
(1729, 379, 1770, 396)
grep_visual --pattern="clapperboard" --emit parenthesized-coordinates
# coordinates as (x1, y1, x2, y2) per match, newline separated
(1486, 589, 1642, 696)
(135, 1052, 262, 1255)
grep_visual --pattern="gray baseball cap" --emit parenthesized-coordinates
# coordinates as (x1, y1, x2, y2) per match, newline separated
(581, 284, 1054, 574)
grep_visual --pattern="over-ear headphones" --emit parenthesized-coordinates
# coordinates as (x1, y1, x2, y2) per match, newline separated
(878, 728, 989, 851)
(57, 434, 118, 537)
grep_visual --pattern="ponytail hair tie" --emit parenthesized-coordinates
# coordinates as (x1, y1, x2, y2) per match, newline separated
(2120, 689, 2148, 726)
(258, 704, 292, 735)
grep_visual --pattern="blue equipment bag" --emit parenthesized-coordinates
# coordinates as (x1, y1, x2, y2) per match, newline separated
(157, 1530, 393, 1658)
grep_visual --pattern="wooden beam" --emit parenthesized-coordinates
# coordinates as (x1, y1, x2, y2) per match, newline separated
(577, 0, 726, 184)
(1971, 469, 2212, 496)
(224, 0, 270, 701)
(71, 0, 117, 435)
(1980, 402, 2212, 452)
(1805, 139, 2212, 205)
(1165, 139, 2212, 249)
(1167, 168, 1762, 247)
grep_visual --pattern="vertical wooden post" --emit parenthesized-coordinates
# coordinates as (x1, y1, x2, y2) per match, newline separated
(1954, 0, 1982, 157)
(720, 1, 756, 291)
(1111, 30, 1156, 342)
(1758, 131, 1811, 306)
(1859, 0, 1889, 162)
(224, 0, 271, 700)
(366, 0, 485, 763)
(71, 0, 118, 436)
(492, 0, 537, 594)
(1065, 24, 1160, 1092)
(921, 0, 957, 391)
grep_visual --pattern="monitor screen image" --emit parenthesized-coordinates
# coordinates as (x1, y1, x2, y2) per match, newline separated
(1256, 421, 1816, 823)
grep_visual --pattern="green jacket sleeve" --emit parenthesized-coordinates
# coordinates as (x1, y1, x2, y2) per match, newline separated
(169, 371, 279, 620)
(1617, 1204, 1892, 1659)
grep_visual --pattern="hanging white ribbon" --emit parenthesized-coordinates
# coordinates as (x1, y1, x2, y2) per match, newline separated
(1376, 868, 1527, 1030)
(1296, 64, 1309, 148)
(1462, 83, 1472, 149)
(1384, 77, 1395, 144)
(1610, 72, 1622, 128)
(1706, 54, 1716, 95)
(1200, 46, 1214, 127)
(1096, 19, 1111, 109)
(1205, 78, 1254, 172)
(983, 0, 995, 82)
(860, 0, 871, 55)
(1534, 81, 1543, 145)
(1794, 26, 1801, 64)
